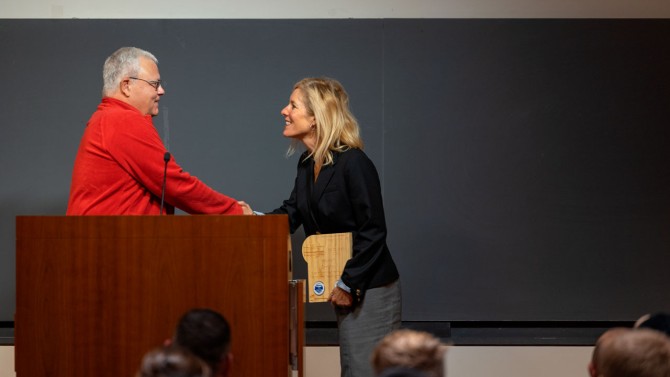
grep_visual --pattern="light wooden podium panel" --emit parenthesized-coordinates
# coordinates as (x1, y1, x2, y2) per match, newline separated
(15, 215, 297, 377)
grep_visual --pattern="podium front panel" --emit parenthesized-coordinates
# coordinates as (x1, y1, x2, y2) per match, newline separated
(16, 215, 291, 377)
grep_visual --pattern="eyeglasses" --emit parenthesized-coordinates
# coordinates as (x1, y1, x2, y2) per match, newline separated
(129, 77, 163, 90)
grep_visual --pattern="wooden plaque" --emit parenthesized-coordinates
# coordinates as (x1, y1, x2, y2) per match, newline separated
(301, 232, 352, 302)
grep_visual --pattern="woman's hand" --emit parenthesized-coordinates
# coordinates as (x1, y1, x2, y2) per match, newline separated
(328, 286, 353, 308)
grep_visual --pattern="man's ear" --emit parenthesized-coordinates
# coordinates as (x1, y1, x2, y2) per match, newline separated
(587, 361, 597, 377)
(163, 338, 172, 347)
(120, 78, 132, 97)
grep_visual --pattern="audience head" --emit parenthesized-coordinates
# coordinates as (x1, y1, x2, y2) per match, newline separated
(136, 345, 211, 377)
(589, 327, 670, 377)
(635, 312, 670, 337)
(371, 329, 448, 377)
(173, 308, 232, 377)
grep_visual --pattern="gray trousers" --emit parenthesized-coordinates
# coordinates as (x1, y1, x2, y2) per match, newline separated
(336, 279, 402, 377)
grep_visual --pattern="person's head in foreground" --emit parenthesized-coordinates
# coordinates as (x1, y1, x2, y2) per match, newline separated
(371, 329, 449, 377)
(588, 327, 670, 377)
(635, 312, 670, 337)
(173, 308, 232, 377)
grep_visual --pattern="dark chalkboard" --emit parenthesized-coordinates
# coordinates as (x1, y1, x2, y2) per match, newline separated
(1, 19, 669, 325)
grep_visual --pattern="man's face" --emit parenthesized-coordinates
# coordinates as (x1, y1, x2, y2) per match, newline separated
(127, 57, 165, 116)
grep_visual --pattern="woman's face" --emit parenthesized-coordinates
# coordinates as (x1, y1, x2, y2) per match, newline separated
(281, 88, 316, 146)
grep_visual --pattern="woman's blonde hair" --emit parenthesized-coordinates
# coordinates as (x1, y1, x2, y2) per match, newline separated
(288, 77, 363, 166)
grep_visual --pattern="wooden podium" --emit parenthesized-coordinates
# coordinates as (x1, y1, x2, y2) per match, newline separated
(15, 215, 303, 377)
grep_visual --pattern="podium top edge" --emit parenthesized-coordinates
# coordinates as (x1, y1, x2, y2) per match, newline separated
(16, 215, 289, 239)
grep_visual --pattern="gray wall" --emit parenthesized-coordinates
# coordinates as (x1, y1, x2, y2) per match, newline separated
(2, 19, 670, 324)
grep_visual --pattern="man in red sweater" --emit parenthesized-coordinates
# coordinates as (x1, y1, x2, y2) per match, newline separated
(67, 47, 251, 215)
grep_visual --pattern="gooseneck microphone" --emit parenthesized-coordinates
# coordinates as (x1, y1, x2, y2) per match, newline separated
(160, 152, 171, 215)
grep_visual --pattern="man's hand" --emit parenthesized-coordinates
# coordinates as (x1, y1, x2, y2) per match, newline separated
(237, 201, 253, 215)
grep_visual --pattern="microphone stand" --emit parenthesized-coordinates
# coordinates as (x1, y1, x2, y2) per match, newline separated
(160, 152, 171, 215)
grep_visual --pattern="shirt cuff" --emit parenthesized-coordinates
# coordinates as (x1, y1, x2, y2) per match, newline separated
(336, 279, 351, 293)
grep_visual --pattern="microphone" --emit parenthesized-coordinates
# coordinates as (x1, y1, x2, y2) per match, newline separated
(160, 152, 171, 215)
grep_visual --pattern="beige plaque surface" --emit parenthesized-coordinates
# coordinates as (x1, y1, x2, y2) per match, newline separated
(302, 232, 352, 302)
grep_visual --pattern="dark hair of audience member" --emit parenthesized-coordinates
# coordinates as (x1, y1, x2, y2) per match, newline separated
(174, 308, 231, 373)
(635, 312, 670, 337)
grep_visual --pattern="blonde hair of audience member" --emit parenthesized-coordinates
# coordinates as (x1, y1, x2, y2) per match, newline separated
(137, 346, 212, 377)
(371, 329, 448, 377)
(287, 77, 363, 167)
(589, 327, 670, 377)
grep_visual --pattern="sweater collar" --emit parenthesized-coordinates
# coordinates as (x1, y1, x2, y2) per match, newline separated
(101, 97, 152, 120)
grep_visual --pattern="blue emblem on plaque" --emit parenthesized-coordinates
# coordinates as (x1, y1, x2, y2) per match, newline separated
(313, 281, 325, 296)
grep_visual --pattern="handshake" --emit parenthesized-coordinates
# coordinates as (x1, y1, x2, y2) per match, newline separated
(237, 201, 262, 216)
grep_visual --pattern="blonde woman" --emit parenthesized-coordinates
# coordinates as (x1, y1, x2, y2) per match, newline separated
(268, 77, 402, 377)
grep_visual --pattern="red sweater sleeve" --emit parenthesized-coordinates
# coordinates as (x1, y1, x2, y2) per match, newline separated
(99, 102, 241, 215)
(67, 98, 242, 215)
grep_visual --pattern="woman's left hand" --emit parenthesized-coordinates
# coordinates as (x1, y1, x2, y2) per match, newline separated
(328, 286, 353, 308)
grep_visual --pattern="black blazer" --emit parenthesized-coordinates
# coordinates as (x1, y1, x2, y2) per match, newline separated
(270, 148, 399, 301)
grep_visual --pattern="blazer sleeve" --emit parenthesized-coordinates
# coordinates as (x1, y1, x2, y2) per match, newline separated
(339, 151, 391, 293)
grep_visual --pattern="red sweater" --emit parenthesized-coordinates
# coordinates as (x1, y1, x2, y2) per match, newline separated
(67, 97, 242, 215)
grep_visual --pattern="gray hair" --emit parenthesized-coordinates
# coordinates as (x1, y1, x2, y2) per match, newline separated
(102, 47, 158, 97)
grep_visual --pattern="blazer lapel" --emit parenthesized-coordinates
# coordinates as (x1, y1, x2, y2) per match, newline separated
(311, 152, 339, 203)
